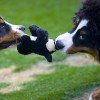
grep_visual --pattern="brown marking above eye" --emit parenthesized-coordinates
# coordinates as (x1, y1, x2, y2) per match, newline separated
(80, 31, 86, 35)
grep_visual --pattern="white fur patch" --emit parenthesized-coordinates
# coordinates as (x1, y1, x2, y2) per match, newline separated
(71, 19, 89, 37)
(56, 32, 73, 52)
(55, 19, 89, 52)
(5, 21, 26, 36)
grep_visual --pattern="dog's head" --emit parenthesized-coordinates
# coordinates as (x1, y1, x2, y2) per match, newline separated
(55, 0, 100, 61)
(0, 16, 25, 49)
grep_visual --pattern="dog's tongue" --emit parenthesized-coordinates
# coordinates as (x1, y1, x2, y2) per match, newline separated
(44, 54, 52, 62)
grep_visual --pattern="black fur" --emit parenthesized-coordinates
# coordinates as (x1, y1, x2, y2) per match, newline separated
(17, 25, 54, 62)
(70, 0, 100, 61)
(0, 23, 11, 37)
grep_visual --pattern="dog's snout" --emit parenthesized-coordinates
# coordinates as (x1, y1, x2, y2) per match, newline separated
(55, 40, 65, 50)
(19, 26, 25, 31)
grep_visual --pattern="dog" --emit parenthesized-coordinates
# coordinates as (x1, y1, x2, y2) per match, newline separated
(89, 89, 100, 100)
(55, 0, 100, 62)
(0, 16, 25, 50)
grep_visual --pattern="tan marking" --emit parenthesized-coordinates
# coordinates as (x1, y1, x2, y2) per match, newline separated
(0, 31, 21, 43)
(80, 31, 86, 35)
(67, 45, 99, 61)
(92, 89, 100, 100)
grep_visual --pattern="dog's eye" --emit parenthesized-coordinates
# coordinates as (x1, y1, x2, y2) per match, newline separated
(79, 31, 86, 40)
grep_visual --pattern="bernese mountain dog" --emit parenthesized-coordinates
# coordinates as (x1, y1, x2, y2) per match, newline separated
(0, 16, 25, 50)
(55, 0, 100, 62)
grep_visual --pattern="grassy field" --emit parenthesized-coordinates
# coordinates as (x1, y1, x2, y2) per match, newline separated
(0, 0, 100, 100)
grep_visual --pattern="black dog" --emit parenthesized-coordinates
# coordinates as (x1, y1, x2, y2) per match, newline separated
(55, 0, 100, 62)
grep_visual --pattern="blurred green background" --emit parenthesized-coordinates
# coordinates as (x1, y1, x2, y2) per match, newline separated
(0, 0, 100, 100)
(0, 0, 80, 71)
(0, 0, 80, 38)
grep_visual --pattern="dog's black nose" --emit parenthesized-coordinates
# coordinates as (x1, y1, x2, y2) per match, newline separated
(55, 40, 65, 50)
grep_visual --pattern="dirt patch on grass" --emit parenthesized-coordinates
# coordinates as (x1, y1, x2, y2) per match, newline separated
(0, 63, 54, 93)
(62, 54, 99, 67)
(0, 54, 99, 93)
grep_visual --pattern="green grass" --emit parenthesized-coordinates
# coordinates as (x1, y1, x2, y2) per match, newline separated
(0, 0, 80, 71)
(0, 66, 100, 100)
(0, 48, 43, 71)
(0, 83, 10, 89)
(0, 0, 80, 38)
(0, 0, 100, 100)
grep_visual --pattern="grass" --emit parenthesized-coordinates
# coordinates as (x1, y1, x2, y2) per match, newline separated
(23, 66, 100, 100)
(0, 0, 80, 71)
(0, 66, 100, 100)
(0, 48, 44, 71)
(0, 83, 10, 89)
(0, 0, 99, 100)
(0, 0, 80, 38)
